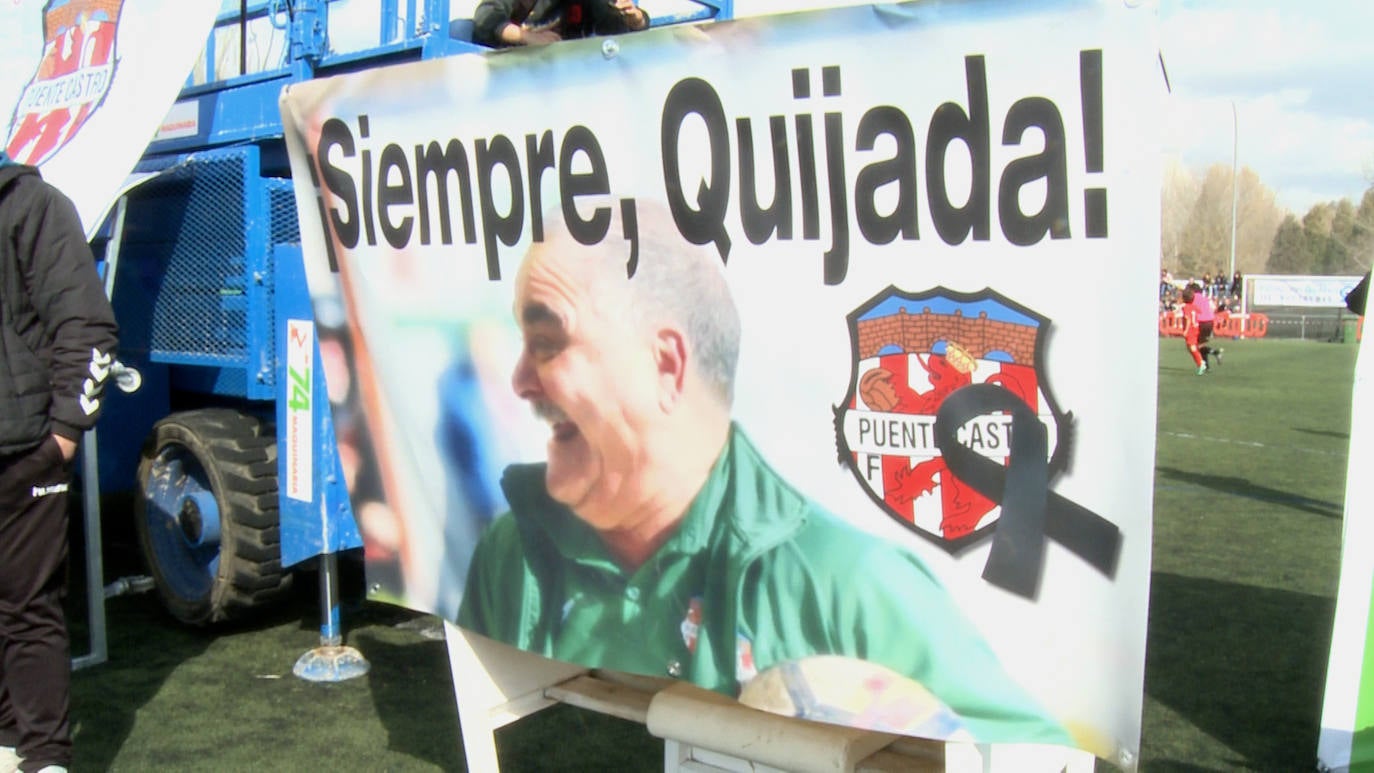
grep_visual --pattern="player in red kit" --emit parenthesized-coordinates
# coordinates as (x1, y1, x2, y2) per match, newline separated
(1181, 283, 1222, 375)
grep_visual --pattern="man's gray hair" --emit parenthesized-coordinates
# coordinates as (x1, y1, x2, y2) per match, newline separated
(621, 214, 741, 408)
(537, 201, 741, 407)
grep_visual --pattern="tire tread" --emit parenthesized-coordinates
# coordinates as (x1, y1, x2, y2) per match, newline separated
(135, 408, 292, 625)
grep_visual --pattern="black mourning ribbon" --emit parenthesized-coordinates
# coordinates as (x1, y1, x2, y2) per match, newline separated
(933, 383, 1121, 599)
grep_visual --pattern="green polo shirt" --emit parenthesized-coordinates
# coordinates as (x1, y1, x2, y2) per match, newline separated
(457, 424, 1071, 745)
(517, 446, 725, 677)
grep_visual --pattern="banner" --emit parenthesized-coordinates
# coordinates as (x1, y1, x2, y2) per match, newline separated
(0, 0, 222, 235)
(281, 0, 1160, 764)
(1251, 274, 1365, 309)
(1319, 304, 1374, 770)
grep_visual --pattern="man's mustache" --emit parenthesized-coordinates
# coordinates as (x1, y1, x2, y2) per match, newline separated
(532, 400, 569, 425)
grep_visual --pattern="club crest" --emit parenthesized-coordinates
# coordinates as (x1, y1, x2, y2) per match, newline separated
(835, 286, 1072, 553)
(6, 0, 125, 166)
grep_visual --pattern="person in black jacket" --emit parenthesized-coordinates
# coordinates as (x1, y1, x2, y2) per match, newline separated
(473, 0, 648, 47)
(0, 152, 118, 773)
(1347, 271, 1370, 316)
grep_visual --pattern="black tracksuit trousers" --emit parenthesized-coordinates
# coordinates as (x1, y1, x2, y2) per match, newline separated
(0, 437, 73, 772)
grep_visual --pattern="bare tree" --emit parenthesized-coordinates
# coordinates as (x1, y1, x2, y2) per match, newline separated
(1161, 158, 1200, 273)
(1343, 187, 1374, 271)
(1324, 199, 1357, 274)
(1233, 167, 1283, 275)
(1174, 163, 1281, 280)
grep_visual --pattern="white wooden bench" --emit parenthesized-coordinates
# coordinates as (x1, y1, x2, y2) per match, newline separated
(443, 621, 1095, 773)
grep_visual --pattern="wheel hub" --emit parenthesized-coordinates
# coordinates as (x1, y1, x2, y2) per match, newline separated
(176, 489, 221, 547)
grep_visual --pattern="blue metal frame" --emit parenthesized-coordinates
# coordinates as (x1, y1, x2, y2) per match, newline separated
(648, 0, 731, 26)
(148, 0, 483, 156)
(274, 241, 363, 566)
(146, 0, 729, 157)
(117, 146, 276, 402)
(244, 165, 276, 400)
(112, 0, 736, 658)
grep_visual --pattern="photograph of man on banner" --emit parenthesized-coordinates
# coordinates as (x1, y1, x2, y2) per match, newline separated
(452, 202, 1069, 744)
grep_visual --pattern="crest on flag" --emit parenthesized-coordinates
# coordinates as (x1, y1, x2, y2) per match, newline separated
(6, 0, 125, 166)
(834, 286, 1073, 553)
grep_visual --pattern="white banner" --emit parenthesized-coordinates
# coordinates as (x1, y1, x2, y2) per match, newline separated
(1319, 291, 1374, 770)
(282, 0, 1160, 765)
(1, 0, 222, 235)
(1251, 274, 1364, 308)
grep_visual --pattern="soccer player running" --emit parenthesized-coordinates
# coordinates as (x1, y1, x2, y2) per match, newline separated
(1181, 282, 1222, 375)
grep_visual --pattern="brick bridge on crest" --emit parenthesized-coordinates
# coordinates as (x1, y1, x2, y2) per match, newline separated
(855, 307, 1038, 363)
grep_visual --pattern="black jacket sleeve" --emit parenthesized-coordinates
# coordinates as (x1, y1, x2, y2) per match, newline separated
(17, 178, 119, 440)
(473, 0, 520, 46)
(1347, 271, 1370, 315)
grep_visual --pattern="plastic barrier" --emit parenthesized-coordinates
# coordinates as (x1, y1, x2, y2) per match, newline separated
(1158, 311, 1186, 337)
(1242, 313, 1269, 338)
(1213, 312, 1242, 339)
(1158, 311, 1269, 339)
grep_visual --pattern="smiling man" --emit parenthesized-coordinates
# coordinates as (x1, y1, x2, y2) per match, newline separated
(454, 206, 1070, 745)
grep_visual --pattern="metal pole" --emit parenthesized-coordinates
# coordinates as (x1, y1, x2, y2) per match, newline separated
(292, 552, 369, 682)
(239, 0, 247, 76)
(72, 427, 107, 671)
(1229, 100, 1239, 282)
(73, 195, 131, 672)
(318, 551, 342, 647)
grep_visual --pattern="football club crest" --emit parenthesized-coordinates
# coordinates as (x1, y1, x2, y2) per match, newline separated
(6, 0, 125, 166)
(835, 286, 1122, 599)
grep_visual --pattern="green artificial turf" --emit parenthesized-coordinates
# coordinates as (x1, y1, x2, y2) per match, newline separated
(1145, 336, 1355, 771)
(64, 337, 1359, 771)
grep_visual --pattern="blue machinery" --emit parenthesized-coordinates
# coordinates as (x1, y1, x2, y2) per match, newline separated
(83, 0, 733, 680)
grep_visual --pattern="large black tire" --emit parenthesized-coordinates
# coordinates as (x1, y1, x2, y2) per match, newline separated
(135, 408, 291, 625)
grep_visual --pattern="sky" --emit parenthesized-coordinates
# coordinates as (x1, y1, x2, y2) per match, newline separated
(1158, 0, 1374, 215)
(670, 0, 1374, 216)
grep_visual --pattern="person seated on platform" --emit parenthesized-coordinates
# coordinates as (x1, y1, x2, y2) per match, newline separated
(473, 0, 648, 48)
(455, 203, 1071, 746)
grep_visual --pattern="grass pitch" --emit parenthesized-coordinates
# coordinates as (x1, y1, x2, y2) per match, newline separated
(67, 337, 1359, 771)
(1144, 336, 1354, 771)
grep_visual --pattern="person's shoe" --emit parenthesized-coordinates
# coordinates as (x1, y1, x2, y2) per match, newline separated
(32, 766, 66, 773)
(1196, 364, 1208, 376)
(1214, 348, 1224, 365)
(0, 746, 21, 773)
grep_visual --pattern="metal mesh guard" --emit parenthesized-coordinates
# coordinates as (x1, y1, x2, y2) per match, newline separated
(136, 151, 250, 362)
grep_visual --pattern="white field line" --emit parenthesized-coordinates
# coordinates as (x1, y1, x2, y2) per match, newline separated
(1160, 430, 1346, 458)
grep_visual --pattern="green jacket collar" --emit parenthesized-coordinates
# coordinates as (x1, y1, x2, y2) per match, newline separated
(500, 423, 808, 572)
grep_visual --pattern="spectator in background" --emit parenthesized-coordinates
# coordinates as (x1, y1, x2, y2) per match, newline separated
(1164, 285, 1180, 312)
(473, 0, 648, 47)
(1212, 270, 1227, 299)
(1229, 271, 1242, 300)
(1160, 268, 1180, 313)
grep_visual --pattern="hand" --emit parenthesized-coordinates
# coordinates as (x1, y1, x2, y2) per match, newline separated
(514, 24, 561, 45)
(524, 27, 562, 44)
(53, 434, 77, 462)
(499, 22, 560, 46)
(611, 0, 647, 30)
